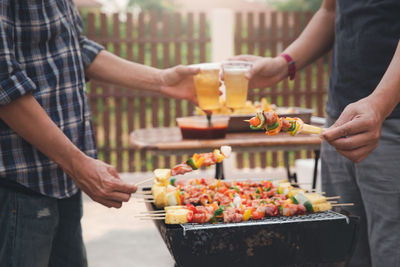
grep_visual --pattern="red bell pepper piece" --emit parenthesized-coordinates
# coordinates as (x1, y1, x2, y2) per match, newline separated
(186, 211, 193, 223)
(185, 204, 196, 214)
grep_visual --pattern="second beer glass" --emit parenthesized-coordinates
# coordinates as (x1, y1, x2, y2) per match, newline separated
(222, 61, 252, 108)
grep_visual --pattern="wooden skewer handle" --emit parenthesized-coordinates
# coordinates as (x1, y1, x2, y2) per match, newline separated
(331, 203, 354, 207)
(139, 217, 165, 220)
(133, 197, 155, 200)
(136, 214, 166, 218)
(135, 177, 154, 186)
(301, 124, 323, 135)
(325, 196, 341, 200)
(140, 210, 165, 214)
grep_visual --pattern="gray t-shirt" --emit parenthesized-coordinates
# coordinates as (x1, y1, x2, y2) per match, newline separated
(327, 0, 400, 119)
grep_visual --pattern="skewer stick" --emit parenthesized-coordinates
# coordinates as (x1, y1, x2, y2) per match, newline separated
(326, 196, 340, 200)
(133, 192, 153, 196)
(135, 200, 155, 203)
(135, 177, 154, 186)
(136, 214, 166, 218)
(140, 210, 165, 214)
(132, 194, 154, 198)
(301, 124, 323, 135)
(135, 191, 151, 195)
(137, 214, 165, 218)
(139, 217, 165, 221)
(243, 119, 250, 122)
(328, 201, 338, 204)
(134, 194, 153, 198)
(291, 182, 312, 185)
(132, 195, 154, 200)
(331, 203, 354, 207)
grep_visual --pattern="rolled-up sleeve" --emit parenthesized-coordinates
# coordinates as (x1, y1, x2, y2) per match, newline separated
(71, 4, 104, 69)
(79, 36, 104, 70)
(0, 3, 37, 106)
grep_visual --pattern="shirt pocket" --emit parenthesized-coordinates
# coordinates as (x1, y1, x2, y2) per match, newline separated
(16, 1, 74, 49)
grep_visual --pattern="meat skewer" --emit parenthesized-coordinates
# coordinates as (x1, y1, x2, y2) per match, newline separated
(171, 145, 232, 176)
(246, 111, 323, 136)
(144, 175, 343, 224)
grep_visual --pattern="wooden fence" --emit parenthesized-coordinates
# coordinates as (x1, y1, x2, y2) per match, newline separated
(83, 11, 330, 172)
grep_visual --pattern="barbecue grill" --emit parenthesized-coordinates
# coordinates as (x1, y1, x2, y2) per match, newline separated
(144, 192, 359, 267)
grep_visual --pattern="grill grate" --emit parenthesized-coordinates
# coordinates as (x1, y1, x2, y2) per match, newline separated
(181, 210, 349, 231)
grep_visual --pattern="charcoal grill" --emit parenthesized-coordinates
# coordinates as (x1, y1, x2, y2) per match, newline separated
(144, 191, 359, 267)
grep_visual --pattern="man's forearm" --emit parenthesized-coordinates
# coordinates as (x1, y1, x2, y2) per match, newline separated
(369, 40, 400, 118)
(282, 0, 336, 70)
(85, 50, 162, 92)
(0, 94, 87, 174)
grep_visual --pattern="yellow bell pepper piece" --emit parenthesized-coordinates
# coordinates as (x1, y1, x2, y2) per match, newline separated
(176, 191, 181, 206)
(196, 157, 205, 168)
(243, 208, 252, 221)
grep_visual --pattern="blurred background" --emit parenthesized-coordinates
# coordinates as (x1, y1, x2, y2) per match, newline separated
(74, 0, 326, 266)
(74, 0, 327, 173)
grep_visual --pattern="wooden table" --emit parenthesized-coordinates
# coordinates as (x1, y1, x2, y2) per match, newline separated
(129, 127, 322, 188)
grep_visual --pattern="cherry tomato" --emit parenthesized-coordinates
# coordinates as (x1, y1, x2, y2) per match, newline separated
(251, 211, 264, 220)
(263, 181, 273, 190)
(186, 211, 193, 223)
(273, 205, 279, 216)
(249, 116, 261, 127)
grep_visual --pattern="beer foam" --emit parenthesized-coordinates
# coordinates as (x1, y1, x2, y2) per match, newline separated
(189, 63, 220, 70)
(224, 68, 248, 74)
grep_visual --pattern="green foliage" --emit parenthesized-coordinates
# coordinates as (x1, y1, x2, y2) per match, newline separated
(264, 0, 322, 13)
(128, 0, 177, 12)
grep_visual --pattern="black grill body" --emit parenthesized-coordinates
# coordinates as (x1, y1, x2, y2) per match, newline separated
(144, 191, 359, 267)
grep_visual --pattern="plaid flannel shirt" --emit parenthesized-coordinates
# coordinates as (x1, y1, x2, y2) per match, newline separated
(0, 1, 103, 198)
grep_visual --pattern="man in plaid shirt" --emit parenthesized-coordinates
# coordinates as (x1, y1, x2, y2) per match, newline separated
(0, 1, 199, 266)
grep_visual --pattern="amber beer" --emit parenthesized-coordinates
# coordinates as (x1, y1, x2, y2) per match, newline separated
(223, 61, 252, 108)
(191, 63, 221, 110)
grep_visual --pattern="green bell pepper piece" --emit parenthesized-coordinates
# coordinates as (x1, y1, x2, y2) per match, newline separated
(186, 158, 198, 170)
(249, 112, 266, 130)
(288, 122, 296, 131)
(304, 201, 314, 212)
(267, 120, 280, 130)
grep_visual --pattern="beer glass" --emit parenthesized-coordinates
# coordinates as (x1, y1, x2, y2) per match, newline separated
(222, 61, 252, 108)
(191, 63, 221, 110)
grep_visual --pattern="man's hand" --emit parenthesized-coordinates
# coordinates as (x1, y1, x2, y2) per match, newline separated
(69, 156, 137, 208)
(229, 55, 288, 89)
(159, 65, 199, 103)
(0, 94, 137, 208)
(322, 97, 385, 163)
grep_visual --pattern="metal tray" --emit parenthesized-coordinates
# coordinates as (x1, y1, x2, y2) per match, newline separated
(144, 194, 359, 267)
(227, 107, 314, 133)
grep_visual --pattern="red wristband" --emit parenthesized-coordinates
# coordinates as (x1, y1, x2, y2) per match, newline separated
(280, 53, 296, 80)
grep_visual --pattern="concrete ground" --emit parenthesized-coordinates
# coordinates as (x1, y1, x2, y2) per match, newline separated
(82, 193, 175, 267)
(82, 158, 319, 266)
